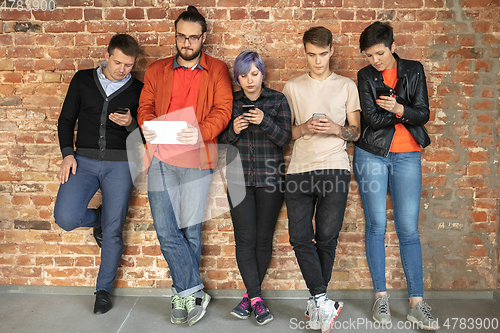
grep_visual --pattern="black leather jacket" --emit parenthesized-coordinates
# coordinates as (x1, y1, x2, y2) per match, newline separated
(355, 53, 431, 157)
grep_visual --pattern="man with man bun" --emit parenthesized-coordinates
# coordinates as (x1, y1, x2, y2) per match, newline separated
(138, 6, 233, 326)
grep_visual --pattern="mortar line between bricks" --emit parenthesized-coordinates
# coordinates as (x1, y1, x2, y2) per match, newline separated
(117, 296, 139, 333)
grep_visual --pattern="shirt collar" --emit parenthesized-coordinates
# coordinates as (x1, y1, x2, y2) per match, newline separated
(234, 83, 269, 101)
(97, 61, 131, 82)
(173, 53, 205, 71)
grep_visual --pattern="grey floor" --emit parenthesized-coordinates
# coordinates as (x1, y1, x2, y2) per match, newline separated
(1, 292, 500, 332)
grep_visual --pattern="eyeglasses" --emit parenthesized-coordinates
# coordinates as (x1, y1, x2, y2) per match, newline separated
(175, 33, 203, 43)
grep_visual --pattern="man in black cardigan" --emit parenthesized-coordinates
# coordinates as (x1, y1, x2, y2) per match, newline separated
(54, 34, 143, 314)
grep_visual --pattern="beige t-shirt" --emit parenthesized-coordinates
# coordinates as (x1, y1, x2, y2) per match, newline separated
(283, 72, 360, 174)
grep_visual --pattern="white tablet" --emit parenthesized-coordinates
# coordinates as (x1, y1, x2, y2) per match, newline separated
(143, 121, 189, 145)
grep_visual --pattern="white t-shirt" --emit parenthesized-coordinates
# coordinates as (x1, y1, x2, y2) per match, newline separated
(283, 72, 360, 174)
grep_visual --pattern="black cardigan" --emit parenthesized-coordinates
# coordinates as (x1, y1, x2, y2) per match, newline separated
(58, 68, 144, 161)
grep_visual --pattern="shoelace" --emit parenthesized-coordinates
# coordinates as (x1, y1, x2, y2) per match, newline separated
(239, 298, 251, 309)
(185, 296, 195, 312)
(253, 301, 266, 315)
(377, 297, 389, 314)
(172, 296, 184, 309)
(419, 302, 434, 320)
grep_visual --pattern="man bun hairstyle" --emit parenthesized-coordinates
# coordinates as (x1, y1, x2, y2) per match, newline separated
(175, 6, 207, 34)
(359, 21, 394, 52)
(303, 26, 333, 49)
(108, 33, 141, 58)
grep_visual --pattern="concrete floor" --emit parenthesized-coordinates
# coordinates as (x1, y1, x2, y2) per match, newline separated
(1, 289, 500, 333)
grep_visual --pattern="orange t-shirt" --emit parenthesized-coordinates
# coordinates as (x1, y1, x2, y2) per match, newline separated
(154, 66, 202, 168)
(382, 67, 420, 153)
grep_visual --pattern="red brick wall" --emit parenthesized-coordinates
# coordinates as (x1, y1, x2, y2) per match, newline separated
(0, 0, 499, 292)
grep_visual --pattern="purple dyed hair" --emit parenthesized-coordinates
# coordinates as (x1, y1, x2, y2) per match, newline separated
(233, 50, 266, 86)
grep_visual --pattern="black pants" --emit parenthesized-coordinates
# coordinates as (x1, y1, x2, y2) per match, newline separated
(285, 169, 350, 296)
(227, 183, 284, 299)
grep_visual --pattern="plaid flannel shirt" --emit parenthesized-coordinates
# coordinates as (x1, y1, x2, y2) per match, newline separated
(220, 86, 292, 187)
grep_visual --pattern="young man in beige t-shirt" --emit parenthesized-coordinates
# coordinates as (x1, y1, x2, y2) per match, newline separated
(282, 26, 361, 333)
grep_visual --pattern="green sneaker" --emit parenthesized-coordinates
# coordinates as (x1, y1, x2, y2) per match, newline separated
(185, 291, 211, 326)
(171, 295, 187, 324)
(407, 301, 440, 331)
(372, 294, 391, 325)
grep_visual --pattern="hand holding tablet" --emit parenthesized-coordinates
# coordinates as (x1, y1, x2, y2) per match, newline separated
(142, 121, 190, 144)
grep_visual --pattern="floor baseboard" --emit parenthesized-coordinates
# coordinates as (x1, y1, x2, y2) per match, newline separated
(0, 284, 496, 300)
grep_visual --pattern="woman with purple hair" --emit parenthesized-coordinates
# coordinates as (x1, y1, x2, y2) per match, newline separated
(220, 50, 292, 325)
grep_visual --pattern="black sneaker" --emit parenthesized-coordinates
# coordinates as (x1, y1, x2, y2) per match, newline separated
(230, 294, 252, 319)
(93, 290, 112, 314)
(251, 298, 274, 325)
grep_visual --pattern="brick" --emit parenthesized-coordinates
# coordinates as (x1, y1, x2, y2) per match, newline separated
(202, 245, 221, 256)
(230, 8, 247, 20)
(14, 219, 51, 230)
(42, 73, 62, 83)
(0, 59, 14, 71)
(356, 10, 376, 20)
(85, 9, 102, 20)
(36, 257, 55, 266)
(142, 245, 161, 256)
(206, 270, 227, 280)
(251, 10, 269, 20)
(385, 0, 423, 8)
(45, 268, 83, 278)
(1, 9, 32, 21)
(472, 125, 492, 136)
(59, 245, 99, 255)
(424, 149, 460, 163)
(31, 196, 52, 206)
(126, 8, 145, 19)
(147, 8, 167, 19)
(468, 150, 490, 161)
(45, 22, 86, 33)
(218, 0, 247, 6)
(342, 21, 370, 34)
(58, 0, 93, 6)
(303, 0, 342, 7)
(41, 234, 62, 243)
(55, 257, 74, 266)
(0, 171, 22, 181)
(128, 21, 169, 33)
(2, 73, 23, 83)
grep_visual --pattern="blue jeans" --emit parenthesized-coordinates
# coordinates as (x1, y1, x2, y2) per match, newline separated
(285, 169, 351, 296)
(53, 155, 134, 292)
(353, 146, 424, 298)
(147, 157, 212, 297)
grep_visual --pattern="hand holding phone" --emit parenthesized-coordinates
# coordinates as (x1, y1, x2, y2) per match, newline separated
(113, 107, 130, 114)
(242, 105, 255, 115)
(312, 113, 326, 122)
(375, 87, 393, 98)
(109, 107, 132, 126)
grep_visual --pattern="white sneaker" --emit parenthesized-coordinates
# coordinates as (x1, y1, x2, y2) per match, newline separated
(318, 299, 343, 333)
(305, 297, 321, 330)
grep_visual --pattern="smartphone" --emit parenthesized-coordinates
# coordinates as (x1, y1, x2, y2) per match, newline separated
(375, 87, 394, 98)
(312, 113, 326, 121)
(113, 107, 129, 114)
(242, 105, 255, 114)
